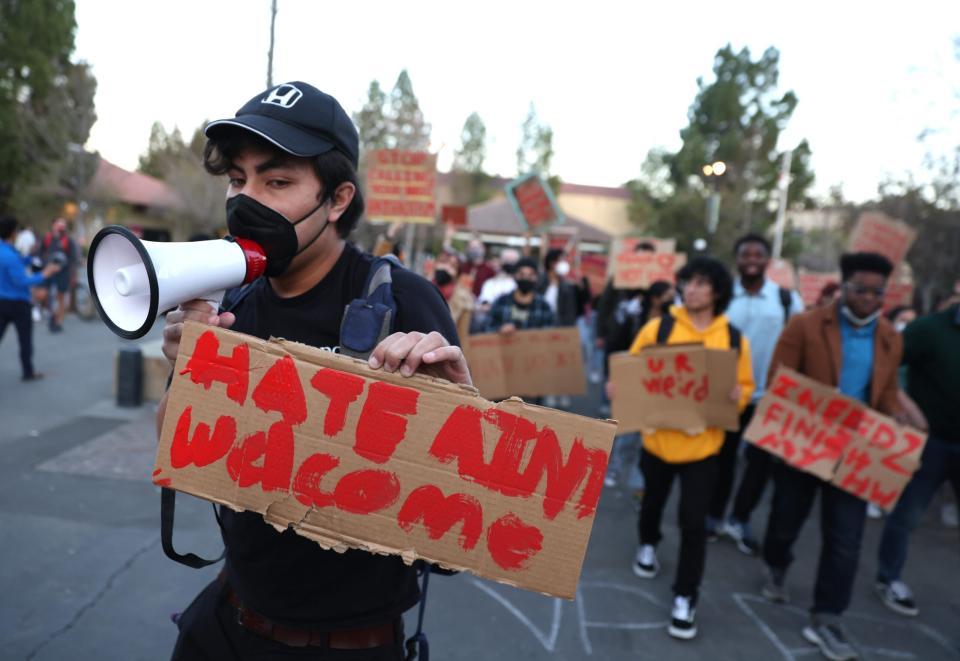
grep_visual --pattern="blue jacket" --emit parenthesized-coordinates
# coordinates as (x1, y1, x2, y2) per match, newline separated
(0, 241, 44, 302)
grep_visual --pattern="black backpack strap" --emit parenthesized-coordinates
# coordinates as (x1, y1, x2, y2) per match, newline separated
(655, 314, 675, 345)
(728, 322, 742, 352)
(221, 278, 262, 313)
(340, 254, 402, 359)
(778, 287, 792, 324)
(405, 561, 431, 661)
(161, 488, 224, 568)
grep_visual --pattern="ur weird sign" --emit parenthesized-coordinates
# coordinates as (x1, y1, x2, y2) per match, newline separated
(154, 323, 616, 599)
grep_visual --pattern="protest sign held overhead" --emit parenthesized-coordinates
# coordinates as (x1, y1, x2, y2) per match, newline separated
(613, 250, 687, 290)
(579, 253, 609, 298)
(608, 345, 739, 435)
(505, 172, 564, 231)
(366, 149, 438, 224)
(797, 270, 840, 307)
(744, 367, 926, 511)
(465, 327, 586, 401)
(848, 212, 916, 267)
(155, 323, 615, 600)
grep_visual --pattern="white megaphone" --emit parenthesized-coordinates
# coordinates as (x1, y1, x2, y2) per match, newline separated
(87, 226, 267, 339)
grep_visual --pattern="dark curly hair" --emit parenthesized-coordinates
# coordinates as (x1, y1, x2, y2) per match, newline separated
(677, 255, 734, 315)
(203, 126, 365, 239)
(733, 232, 771, 256)
(839, 252, 894, 281)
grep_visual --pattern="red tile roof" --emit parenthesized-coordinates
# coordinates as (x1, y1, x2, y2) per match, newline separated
(467, 198, 612, 242)
(88, 158, 185, 210)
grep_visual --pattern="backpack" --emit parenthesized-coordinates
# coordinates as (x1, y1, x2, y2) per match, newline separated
(776, 287, 793, 324)
(655, 313, 743, 351)
(161, 255, 436, 660)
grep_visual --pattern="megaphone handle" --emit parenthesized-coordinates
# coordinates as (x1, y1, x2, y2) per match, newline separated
(203, 290, 226, 315)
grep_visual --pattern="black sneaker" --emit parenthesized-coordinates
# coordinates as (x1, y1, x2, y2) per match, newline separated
(762, 566, 789, 603)
(802, 616, 858, 661)
(875, 580, 919, 617)
(668, 595, 697, 640)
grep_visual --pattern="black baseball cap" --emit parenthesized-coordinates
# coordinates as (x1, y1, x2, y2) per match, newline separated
(205, 81, 359, 167)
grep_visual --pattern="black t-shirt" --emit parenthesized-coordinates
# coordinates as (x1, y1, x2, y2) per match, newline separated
(222, 242, 459, 628)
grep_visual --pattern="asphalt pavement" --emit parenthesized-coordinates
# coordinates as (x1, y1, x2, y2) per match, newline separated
(1, 312, 958, 660)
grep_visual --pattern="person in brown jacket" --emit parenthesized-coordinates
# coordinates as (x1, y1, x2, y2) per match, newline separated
(760, 252, 902, 661)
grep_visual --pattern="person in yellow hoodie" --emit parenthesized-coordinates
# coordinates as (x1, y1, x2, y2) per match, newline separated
(623, 255, 754, 640)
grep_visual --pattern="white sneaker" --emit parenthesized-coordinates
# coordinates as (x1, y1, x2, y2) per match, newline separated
(668, 595, 697, 640)
(632, 544, 659, 578)
(32, 306, 41, 322)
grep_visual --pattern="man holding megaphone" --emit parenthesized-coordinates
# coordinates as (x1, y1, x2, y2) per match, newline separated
(156, 81, 470, 661)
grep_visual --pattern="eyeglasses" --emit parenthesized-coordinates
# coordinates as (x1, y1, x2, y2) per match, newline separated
(843, 283, 886, 297)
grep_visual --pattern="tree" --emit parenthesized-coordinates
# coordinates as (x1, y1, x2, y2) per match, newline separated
(453, 112, 487, 173)
(137, 121, 227, 237)
(516, 103, 554, 176)
(0, 0, 97, 214)
(353, 80, 390, 155)
(630, 45, 815, 255)
(388, 69, 430, 151)
(138, 122, 187, 179)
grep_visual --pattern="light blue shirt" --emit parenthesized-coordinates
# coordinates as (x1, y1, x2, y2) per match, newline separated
(839, 312, 876, 403)
(726, 278, 804, 401)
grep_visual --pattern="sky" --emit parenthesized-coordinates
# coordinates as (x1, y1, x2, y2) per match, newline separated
(73, 0, 960, 204)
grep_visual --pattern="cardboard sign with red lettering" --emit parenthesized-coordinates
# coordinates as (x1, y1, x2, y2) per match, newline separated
(744, 367, 926, 511)
(366, 150, 437, 224)
(579, 253, 609, 298)
(155, 323, 616, 599)
(441, 204, 467, 227)
(883, 265, 914, 312)
(848, 212, 916, 267)
(505, 173, 564, 231)
(613, 251, 687, 289)
(464, 327, 586, 401)
(608, 345, 739, 435)
(797, 270, 841, 308)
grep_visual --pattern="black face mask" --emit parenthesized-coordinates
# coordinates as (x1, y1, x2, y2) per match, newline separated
(502, 262, 517, 275)
(516, 278, 536, 294)
(226, 194, 328, 277)
(434, 270, 453, 287)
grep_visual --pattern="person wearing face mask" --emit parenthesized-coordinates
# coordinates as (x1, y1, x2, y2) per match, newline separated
(462, 238, 495, 297)
(539, 249, 578, 328)
(157, 81, 470, 661)
(478, 247, 519, 307)
(483, 257, 555, 334)
(761, 252, 905, 661)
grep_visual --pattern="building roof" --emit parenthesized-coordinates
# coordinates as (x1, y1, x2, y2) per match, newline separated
(88, 158, 184, 210)
(466, 197, 612, 243)
(558, 182, 631, 199)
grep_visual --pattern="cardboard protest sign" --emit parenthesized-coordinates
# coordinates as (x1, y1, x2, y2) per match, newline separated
(848, 212, 916, 267)
(613, 251, 687, 289)
(744, 367, 926, 511)
(440, 204, 467, 227)
(505, 172, 564, 231)
(464, 327, 586, 401)
(610, 237, 677, 260)
(366, 150, 437, 224)
(579, 253, 609, 298)
(797, 270, 840, 308)
(883, 265, 915, 312)
(608, 345, 739, 435)
(767, 258, 798, 291)
(155, 322, 616, 599)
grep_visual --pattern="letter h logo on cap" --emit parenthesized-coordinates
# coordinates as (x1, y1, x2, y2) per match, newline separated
(262, 84, 303, 109)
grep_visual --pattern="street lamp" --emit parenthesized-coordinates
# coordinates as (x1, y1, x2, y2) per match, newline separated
(702, 160, 725, 234)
